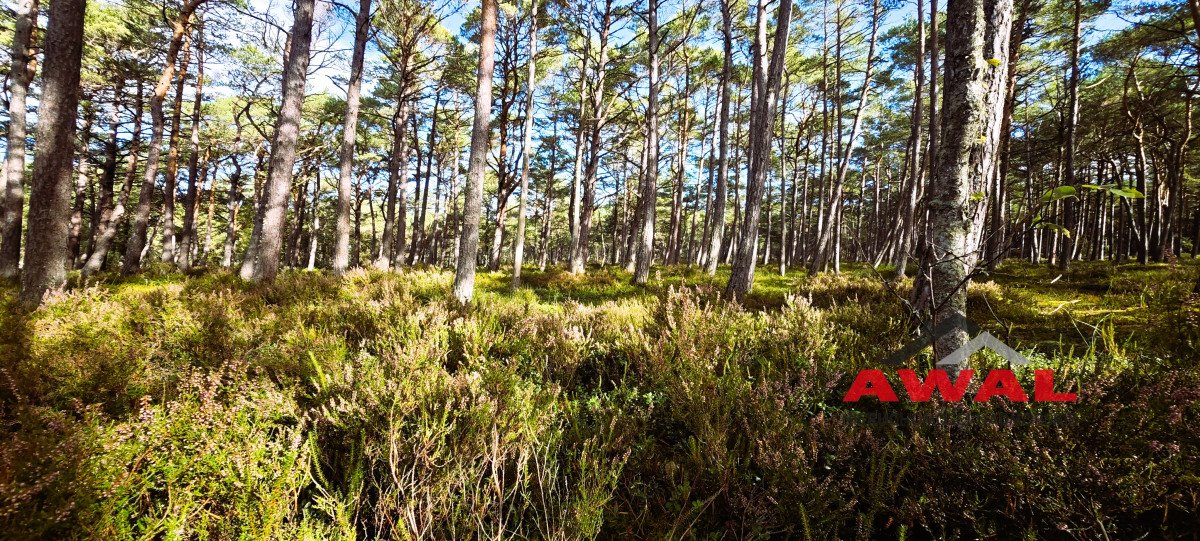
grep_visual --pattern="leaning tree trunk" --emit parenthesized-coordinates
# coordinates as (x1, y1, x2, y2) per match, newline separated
(333, 0, 372, 275)
(0, 0, 38, 279)
(726, 0, 792, 299)
(123, 0, 206, 274)
(238, 0, 316, 282)
(452, 0, 497, 304)
(180, 27, 206, 270)
(704, 0, 733, 276)
(512, 0, 539, 286)
(19, 0, 85, 307)
(922, 0, 1013, 363)
(84, 81, 145, 277)
(632, 0, 660, 285)
(160, 38, 194, 265)
(569, 3, 613, 275)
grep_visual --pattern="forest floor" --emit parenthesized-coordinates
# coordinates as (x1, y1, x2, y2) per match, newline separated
(1, 260, 1198, 539)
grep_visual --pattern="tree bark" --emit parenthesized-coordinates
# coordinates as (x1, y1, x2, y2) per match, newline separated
(238, 0, 316, 282)
(726, 0, 792, 299)
(333, 0, 372, 275)
(810, 0, 880, 274)
(922, 0, 1013, 364)
(20, 0, 86, 306)
(67, 108, 94, 265)
(124, 0, 206, 274)
(0, 0, 38, 279)
(513, 0, 539, 285)
(569, 0, 614, 274)
(633, 0, 661, 285)
(703, 0, 733, 276)
(1058, 0, 1080, 270)
(160, 37, 195, 265)
(84, 81, 145, 277)
(452, 0, 497, 304)
(180, 26, 206, 270)
(893, 0, 926, 278)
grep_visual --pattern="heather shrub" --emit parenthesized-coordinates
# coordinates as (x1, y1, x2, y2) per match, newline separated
(0, 261, 1196, 539)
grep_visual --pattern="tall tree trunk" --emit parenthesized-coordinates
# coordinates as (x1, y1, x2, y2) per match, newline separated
(332, 0, 372, 275)
(929, 0, 940, 164)
(452, 0, 497, 304)
(567, 58, 587, 272)
(667, 53, 691, 266)
(181, 27, 206, 270)
(306, 171, 320, 270)
(376, 102, 412, 268)
(238, 0, 315, 282)
(570, 1, 613, 274)
(161, 34, 194, 265)
(922, 0, 1013, 364)
(893, 0, 926, 278)
(1058, 0, 1080, 271)
(704, 0, 733, 276)
(67, 108, 94, 265)
(726, 0, 792, 299)
(538, 117, 559, 270)
(985, 0, 1031, 271)
(19, 0, 85, 306)
(411, 95, 440, 265)
(221, 112, 246, 268)
(84, 81, 145, 277)
(0, 0, 38, 279)
(633, 0, 661, 285)
(513, 0, 539, 285)
(124, 0, 206, 274)
(84, 83, 124, 267)
(810, 0, 879, 274)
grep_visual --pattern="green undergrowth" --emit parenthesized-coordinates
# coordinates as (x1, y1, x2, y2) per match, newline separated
(1, 261, 1198, 539)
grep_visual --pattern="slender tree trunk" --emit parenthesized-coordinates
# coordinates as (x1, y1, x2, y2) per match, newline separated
(538, 119, 558, 270)
(306, 172, 320, 270)
(929, 0, 940, 163)
(160, 35, 194, 265)
(333, 0, 372, 275)
(513, 0, 539, 285)
(922, 0, 1013, 364)
(124, 1, 205, 274)
(893, 0, 926, 278)
(0, 0, 38, 279)
(85, 81, 145, 276)
(704, 0, 733, 276)
(238, 0, 315, 282)
(986, 0, 1031, 271)
(811, 0, 879, 274)
(633, 0, 661, 285)
(667, 54, 691, 265)
(452, 0, 497, 303)
(20, 0, 85, 306)
(181, 27, 206, 270)
(726, 0, 793, 299)
(570, 1, 613, 274)
(1058, 0, 1080, 270)
(199, 150, 215, 261)
(411, 95, 440, 265)
(67, 108, 94, 265)
(567, 56, 587, 272)
(85, 83, 124, 266)
(221, 113, 246, 268)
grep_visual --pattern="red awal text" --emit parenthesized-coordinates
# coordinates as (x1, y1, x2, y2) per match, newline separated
(843, 369, 1077, 403)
